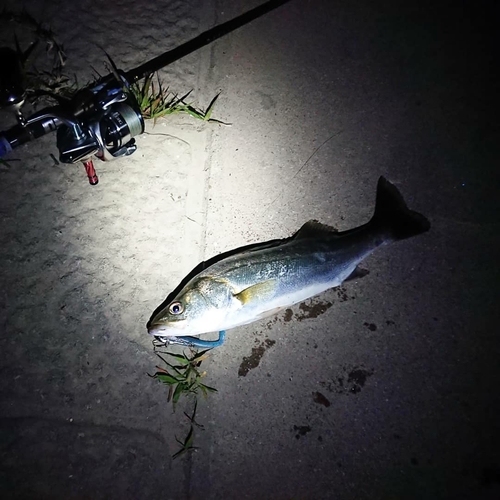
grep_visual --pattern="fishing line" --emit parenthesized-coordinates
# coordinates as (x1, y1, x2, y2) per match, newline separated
(266, 128, 344, 208)
(266, 107, 378, 209)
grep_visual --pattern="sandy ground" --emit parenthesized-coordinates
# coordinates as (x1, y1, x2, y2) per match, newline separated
(1, 0, 499, 499)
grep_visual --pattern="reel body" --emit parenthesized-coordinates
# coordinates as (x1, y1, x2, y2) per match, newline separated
(0, 70, 144, 184)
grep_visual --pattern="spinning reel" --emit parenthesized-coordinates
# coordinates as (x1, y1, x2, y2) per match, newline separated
(0, 66, 144, 185)
(0, 0, 290, 186)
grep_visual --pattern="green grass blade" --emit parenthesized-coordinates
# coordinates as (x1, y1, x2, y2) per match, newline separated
(200, 383, 217, 393)
(172, 382, 187, 405)
(155, 373, 179, 385)
(184, 426, 195, 449)
(172, 447, 187, 460)
(168, 353, 191, 365)
(203, 92, 221, 121)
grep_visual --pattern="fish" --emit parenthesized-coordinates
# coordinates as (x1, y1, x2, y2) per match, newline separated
(148, 176, 430, 338)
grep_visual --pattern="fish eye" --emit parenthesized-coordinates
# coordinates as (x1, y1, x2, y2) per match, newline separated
(168, 301, 184, 315)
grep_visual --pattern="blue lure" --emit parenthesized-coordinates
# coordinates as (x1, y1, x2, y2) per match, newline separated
(155, 330, 226, 349)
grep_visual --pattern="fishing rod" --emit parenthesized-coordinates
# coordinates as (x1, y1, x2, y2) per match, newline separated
(0, 0, 291, 185)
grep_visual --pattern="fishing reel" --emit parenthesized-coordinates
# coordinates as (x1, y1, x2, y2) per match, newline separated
(0, 0, 292, 186)
(0, 67, 144, 185)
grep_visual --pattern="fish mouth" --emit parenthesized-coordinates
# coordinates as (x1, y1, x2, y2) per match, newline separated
(147, 312, 188, 336)
(147, 324, 178, 337)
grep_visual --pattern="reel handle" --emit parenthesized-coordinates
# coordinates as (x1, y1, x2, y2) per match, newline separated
(82, 159, 99, 185)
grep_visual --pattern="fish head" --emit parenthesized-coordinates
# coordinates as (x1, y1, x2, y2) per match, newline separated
(147, 276, 234, 337)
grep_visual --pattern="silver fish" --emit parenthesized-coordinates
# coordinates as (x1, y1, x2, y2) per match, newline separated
(148, 177, 430, 338)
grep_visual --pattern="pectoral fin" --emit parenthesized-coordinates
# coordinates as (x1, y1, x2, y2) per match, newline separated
(234, 280, 277, 305)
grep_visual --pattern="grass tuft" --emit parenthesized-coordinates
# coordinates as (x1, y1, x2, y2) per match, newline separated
(129, 72, 228, 124)
(150, 348, 216, 409)
(150, 347, 218, 459)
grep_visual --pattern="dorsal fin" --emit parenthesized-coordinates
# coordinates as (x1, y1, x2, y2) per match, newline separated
(293, 220, 338, 239)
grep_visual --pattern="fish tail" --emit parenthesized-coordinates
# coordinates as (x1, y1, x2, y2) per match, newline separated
(372, 177, 430, 241)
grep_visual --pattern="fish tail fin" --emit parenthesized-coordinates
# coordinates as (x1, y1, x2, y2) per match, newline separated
(372, 177, 430, 241)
